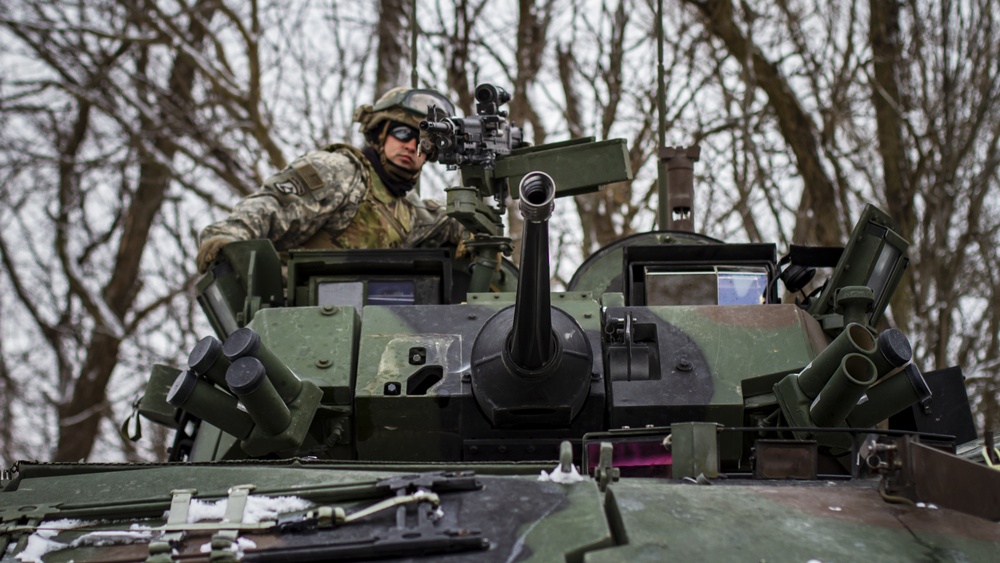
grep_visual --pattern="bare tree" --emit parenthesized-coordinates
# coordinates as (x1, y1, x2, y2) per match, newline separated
(375, 0, 411, 95)
(0, 0, 326, 461)
(681, 0, 847, 246)
(0, 0, 403, 463)
(672, 0, 1000, 427)
(0, 0, 217, 461)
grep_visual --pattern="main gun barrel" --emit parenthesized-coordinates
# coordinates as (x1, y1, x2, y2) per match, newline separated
(509, 172, 557, 370)
(469, 170, 593, 427)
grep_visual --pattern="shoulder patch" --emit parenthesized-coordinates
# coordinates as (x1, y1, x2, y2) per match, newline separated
(272, 175, 306, 196)
(294, 161, 325, 191)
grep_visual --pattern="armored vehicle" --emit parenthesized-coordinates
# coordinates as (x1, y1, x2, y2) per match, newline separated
(2, 84, 998, 562)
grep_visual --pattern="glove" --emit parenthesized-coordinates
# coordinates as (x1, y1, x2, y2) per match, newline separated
(196, 234, 240, 273)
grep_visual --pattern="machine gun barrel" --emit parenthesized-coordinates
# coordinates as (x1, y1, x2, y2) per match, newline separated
(419, 120, 453, 134)
(508, 172, 557, 371)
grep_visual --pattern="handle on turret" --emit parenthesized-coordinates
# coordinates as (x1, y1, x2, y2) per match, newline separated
(509, 172, 557, 371)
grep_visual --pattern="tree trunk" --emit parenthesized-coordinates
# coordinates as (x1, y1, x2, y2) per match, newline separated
(682, 0, 844, 246)
(869, 0, 915, 331)
(375, 0, 409, 95)
(506, 0, 552, 264)
(54, 0, 217, 461)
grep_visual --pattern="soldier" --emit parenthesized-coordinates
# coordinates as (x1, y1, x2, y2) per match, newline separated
(196, 87, 463, 273)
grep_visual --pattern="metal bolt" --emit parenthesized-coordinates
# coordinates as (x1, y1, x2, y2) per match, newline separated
(315, 358, 332, 369)
(320, 305, 338, 316)
(408, 347, 426, 365)
(468, 314, 477, 320)
(677, 358, 693, 372)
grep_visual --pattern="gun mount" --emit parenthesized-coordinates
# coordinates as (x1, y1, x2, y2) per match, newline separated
(422, 82, 633, 293)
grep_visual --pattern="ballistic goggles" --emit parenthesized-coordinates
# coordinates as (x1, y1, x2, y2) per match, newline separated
(387, 124, 420, 143)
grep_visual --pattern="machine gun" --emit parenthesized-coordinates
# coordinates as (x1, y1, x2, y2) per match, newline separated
(420, 84, 526, 169)
(420, 83, 634, 292)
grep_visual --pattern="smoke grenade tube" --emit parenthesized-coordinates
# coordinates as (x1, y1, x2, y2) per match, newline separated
(188, 336, 231, 389)
(508, 172, 556, 371)
(868, 328, 912, 378)
(226, 357, 292, 435)
(848, 364, 932, 428)
(166, 370, 253, 439)
(809, 354, 877, 427)
(797, 323, 877, 398)
(223, 327, 303, 403)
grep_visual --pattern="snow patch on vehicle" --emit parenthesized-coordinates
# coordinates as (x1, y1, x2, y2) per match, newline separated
(538, 464, 586, 484)
(14, 519, 88, 563)
(186, 495, 313, 523)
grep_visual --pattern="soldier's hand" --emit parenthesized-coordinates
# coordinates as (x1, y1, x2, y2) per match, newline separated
(196, 234, 240, 273)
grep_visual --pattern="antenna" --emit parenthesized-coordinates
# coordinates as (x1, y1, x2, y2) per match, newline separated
(655, 1, 698, 232)
(410, 0, 418, 87)
(410, 0, 420, 193)
(655, 0, 668, 228)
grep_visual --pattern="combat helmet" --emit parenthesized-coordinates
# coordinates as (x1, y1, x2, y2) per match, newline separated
(354, 87, 455, 145)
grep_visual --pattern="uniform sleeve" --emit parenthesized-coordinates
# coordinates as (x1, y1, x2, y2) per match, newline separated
(199, 150, 368, 250)
(404, 195, 466, 248)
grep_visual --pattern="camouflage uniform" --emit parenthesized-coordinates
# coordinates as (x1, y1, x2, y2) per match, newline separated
(197, 86, 462, 272)
(199, 144, 462, 255)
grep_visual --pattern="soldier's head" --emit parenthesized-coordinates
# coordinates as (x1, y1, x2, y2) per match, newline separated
(353, 88, 455, 182)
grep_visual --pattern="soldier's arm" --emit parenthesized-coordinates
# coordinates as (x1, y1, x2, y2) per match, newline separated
(199, 150, 367, 251)
(404, 196, 466, 248)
